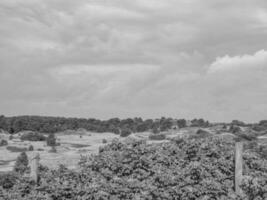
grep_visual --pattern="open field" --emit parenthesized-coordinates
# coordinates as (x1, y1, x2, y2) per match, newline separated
(0, 131, 120, 171)
(0, 128, 195, 172)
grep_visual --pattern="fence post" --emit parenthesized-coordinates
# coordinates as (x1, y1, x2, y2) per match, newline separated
(30, 152, 40, 183)
(235, 141, 243, 195)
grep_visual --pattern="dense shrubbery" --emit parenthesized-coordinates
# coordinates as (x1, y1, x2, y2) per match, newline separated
(20, 131, 46, 141)
(1, 136, 266, 200)
(6, 146, 28, 153)
(148, 133, 166, 140)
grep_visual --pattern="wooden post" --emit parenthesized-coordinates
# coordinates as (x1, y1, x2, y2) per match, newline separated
(30, 152, 40, 183)
(235, 141, 243, 195)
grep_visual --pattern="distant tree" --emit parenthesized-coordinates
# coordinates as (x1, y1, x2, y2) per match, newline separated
(177, 119, 187, 128)
(159, 117, 173, 131)
(13, 152, 28, 174)
(191, 118, 209, 127)
(231, 120, 245, 127)
(120, 128, 131, 137)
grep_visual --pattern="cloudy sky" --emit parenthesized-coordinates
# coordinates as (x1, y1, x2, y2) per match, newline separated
(0, 0, 267, 122)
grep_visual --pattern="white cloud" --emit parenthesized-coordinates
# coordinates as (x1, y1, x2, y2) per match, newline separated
(208, 50, 267, 74)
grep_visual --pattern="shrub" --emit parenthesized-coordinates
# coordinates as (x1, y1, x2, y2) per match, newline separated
(9, 135, 13, 140)
(46, 133, 56, 146)
(6, 146, 27, 152)
(152, 127, 160, 134)
(28, 145, 34, 151)
(102, 139, 107, 143)
(120, 128, 131, 137)
(20, 131, 46, 141)
(0, 139, 8, 146)
(13, 152, 28, 174)
(48, 146, 57, 153)
(229, 125, 241, 133)
(195, 129, 212, 137)
(148, 133, 166, 140)
(0, 172, 17, 189)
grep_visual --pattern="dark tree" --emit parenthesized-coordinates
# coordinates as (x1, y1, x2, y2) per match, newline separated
(13, 152, 28, 174)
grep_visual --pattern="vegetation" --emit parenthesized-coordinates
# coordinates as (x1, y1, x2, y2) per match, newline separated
(120, 128, 132, 137)
(13, 152, 28, 174)
(6, 146, 28, 153)
(28, 145, 34, 151)
(0, 135, 266, 199)
(148, 133, 166, 140)
(46, 133, 56, 146)
(0, 115, 210, 134)
(102, 138, 108, 143)
(20, 131, 46, 141)
(0, 139, 8, 146)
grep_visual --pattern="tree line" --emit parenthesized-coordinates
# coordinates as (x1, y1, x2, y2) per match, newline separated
(0, 115, 210, 134)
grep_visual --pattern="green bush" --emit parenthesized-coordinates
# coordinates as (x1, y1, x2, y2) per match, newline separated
(0, 172, 17, 189)
(28, 145, 34, 151)
(20, 131, 46, 141)
(13, 152, 28, 174)
(102, 138, 107, 143)
(148, 133, 166, 140)
(6, 146, 27, 152)
(0, 139, 8, 146)
(46, 133, 57, 146)
(195, 129, 212, 138)
(120, 128, 131, 137)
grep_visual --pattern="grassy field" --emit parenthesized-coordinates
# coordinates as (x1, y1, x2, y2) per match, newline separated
(0, 131, 120, 171)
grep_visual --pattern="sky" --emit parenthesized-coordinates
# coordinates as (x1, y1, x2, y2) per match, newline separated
(0, 0, 267, 122)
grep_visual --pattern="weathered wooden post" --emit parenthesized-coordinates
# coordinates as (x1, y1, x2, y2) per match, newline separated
(30, 152, 40, 183)
(234, 140, 243, 195)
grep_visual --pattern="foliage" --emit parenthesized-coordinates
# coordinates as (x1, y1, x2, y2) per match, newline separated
(195, 129, 212, 137)
(0, 115, 191, 135)
(191, 119, 209, 127)
(28, 145, 34, 151)
(46, 133, 56, 146)
(2, 135, 266, 200)
(6, 146, 28, 152)
(20, 131, 46, 141)
(120, 128, 132, 137)
(13, 152, 29, 174)
(0, 139, 8, 146)
(48, 146, 57, 153)
(0, 172, 18, 189)
(148, 133, 166, 140)
(102, 139, 108, 143)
